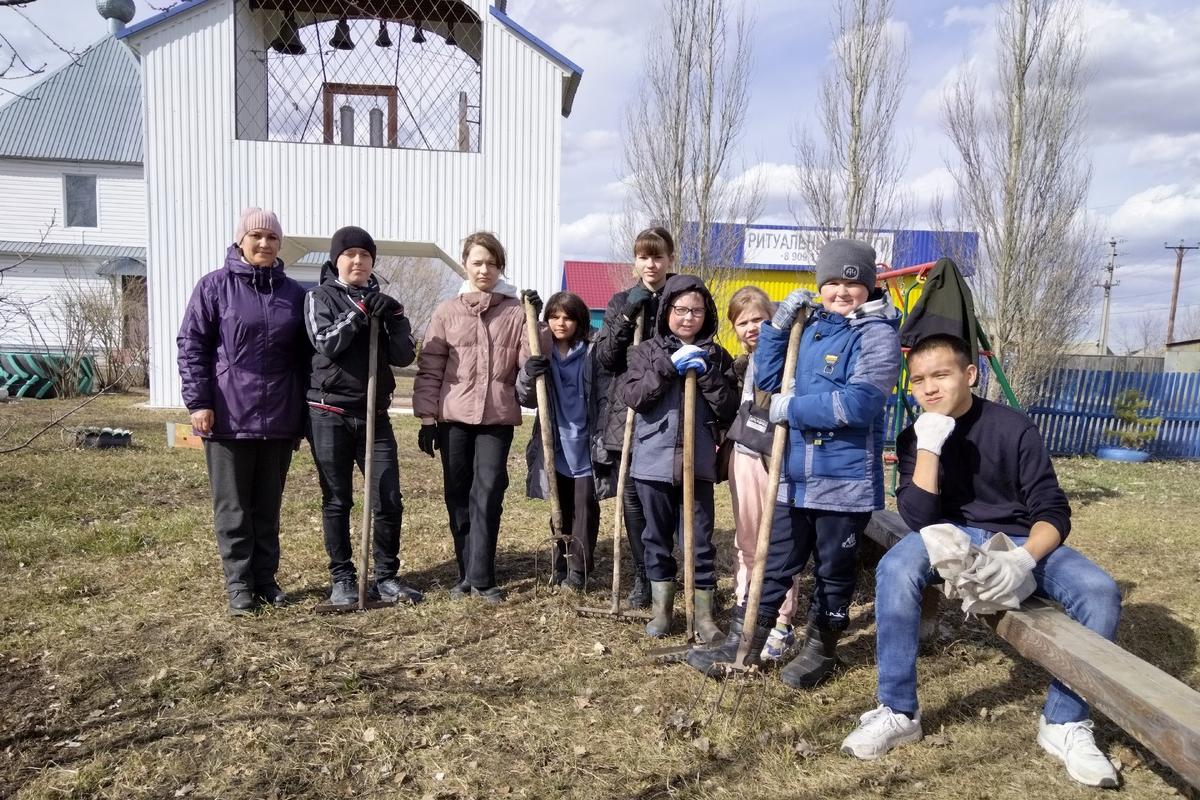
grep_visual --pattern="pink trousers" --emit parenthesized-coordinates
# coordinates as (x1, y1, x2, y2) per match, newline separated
(729, 447, 798, 626)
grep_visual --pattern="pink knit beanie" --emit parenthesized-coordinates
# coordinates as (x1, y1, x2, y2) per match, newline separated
(234, 207, 283, 243)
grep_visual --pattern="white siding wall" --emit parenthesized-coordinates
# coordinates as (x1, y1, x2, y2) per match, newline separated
(0, 256, 113, 349)
(136, 0, 568, 406)
(0, 159, 145, 245)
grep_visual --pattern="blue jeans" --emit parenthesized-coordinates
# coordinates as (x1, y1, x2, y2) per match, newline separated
(875, 525, 1121, 724)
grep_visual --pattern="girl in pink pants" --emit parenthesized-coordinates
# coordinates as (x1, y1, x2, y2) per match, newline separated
(727, 287, 799, 660)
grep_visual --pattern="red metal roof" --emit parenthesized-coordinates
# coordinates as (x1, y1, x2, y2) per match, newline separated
(563, 261, 633, 309)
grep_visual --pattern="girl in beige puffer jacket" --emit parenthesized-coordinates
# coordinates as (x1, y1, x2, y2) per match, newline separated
(413, 232, 537, 602)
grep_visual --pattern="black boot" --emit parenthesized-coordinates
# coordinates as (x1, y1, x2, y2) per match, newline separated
(228, 589, 256, 617)
(780, 622, 842, 689)
(626, 566, 650, 609)
(686, 606, 771, 678)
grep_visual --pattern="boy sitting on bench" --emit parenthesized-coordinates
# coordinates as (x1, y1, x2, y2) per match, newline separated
(841, 333, 1122, 789)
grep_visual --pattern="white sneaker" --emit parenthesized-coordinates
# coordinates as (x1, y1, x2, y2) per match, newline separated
(1037, 716, 1119, 788)
(841, 705, 923, 760)
(759, 625, 795, 661)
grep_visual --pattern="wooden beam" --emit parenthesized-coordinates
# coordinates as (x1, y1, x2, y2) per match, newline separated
(866, 510, 1200, 789)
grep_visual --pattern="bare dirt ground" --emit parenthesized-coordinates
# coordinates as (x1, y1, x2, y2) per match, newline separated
(1, 393, 1197, 799)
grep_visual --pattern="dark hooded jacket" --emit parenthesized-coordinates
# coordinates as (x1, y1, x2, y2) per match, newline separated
(618, 274, 737, 484)
(592, 274, 677, 461)
(304, 261, 416, 417)
(177, 244, 309, 439)
(898, 257, 980, 362)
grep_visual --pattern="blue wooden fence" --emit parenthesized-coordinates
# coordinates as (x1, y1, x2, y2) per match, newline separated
(1026, 368, 1200, 459)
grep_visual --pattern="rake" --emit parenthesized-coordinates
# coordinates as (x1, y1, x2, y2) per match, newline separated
(577, 316, 652, 623)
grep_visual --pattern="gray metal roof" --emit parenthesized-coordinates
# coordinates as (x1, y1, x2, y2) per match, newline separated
(0, 37, 142, 165)
(0, 240, 146, 260)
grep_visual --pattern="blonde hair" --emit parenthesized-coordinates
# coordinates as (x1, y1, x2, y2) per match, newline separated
(727, 285, 773, 325)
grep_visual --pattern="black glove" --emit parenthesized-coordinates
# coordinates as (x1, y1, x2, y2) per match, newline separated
(417, 422, 439, 457)
(622, 285, 652, 320)
(362, 292, 401, 318)
(521, 289, 543, 315)
(525, 354, 550, 378)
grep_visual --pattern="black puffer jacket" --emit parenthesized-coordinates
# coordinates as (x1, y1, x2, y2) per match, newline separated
(304, 261, 416, 417)
(617, 274, 738, 484)
(592, 274, 676, 461)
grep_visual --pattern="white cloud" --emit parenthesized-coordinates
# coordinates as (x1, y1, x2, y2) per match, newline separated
(563, 128, 620, 165)
(1106, 184, 1200, 242)
(560, 211, 622, 260)
(942, 5, 996, 28)
(1127, 134, 1200, 168)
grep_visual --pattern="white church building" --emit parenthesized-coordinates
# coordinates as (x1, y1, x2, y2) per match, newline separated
(0, 0, 581, 406)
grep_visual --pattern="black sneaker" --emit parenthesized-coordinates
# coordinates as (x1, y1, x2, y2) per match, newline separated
(255, 582, 287, 608)
(471, 586, 506, 604)
(228, 589, 256, 617)
(375, 576, 425, 604)
(626, 571, 650, 609)
(329, 579, 357, 606)
(561, 570, 586, 593)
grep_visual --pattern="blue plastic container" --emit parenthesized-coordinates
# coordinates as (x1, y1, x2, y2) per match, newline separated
(1096, 446, 1151, 463)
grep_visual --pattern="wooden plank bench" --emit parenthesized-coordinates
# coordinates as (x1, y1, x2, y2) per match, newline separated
(865, 509, 1200, 789)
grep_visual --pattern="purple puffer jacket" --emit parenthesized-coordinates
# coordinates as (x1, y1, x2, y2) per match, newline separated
(177, 244, 310, 439)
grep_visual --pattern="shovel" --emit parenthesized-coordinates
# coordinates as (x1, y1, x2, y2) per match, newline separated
(315, 316, 397, 613)
(577, 316, 652, 622)
(523, 296, 569, 589)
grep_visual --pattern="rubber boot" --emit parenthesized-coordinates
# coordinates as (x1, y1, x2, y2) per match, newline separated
(780, 622, 842, 689)
(686, 605, 771, 678)
(627, 566, 650, 609)
(645, 581, 676, 638)
(693, 588, 725, 645)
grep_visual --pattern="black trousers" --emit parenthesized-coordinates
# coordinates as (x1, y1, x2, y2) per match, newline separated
(553, 472, 600, 576)
(439, 422, 514, 589)
(634, 478, 717, 588)
(307, 408, 404, 583)
(203, 438, 294, 594)
(757, 505, 871, 631)
(622, 476, 647, 572)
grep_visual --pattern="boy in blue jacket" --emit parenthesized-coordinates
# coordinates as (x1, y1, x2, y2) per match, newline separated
(689, 238, 900, 686)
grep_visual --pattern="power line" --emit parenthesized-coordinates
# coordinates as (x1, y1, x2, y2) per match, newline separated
(1096, 238, 1120, 355)
(1165, 240, 1200, 344)
(1109, 301, 1200, 317)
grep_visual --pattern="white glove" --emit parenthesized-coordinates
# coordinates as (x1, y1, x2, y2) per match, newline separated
(670, 344, 704, 365)
(772, 289, 816, 329)
(913, 411, 956, 456)
(768, 393, 793, 424)
(971, 547, 1037, 605)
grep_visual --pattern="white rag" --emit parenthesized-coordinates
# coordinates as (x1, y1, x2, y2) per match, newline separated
(918, 523, 1037, 614)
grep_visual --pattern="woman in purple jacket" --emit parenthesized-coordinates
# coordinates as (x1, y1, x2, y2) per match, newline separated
(177, 208, 309, 616)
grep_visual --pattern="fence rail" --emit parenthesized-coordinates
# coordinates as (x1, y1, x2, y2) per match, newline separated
(1026, 368, 1200, 459)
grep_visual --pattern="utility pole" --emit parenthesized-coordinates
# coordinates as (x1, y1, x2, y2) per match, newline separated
(1097, 238, 1119, 355)
(1164, 240, 1199, 346)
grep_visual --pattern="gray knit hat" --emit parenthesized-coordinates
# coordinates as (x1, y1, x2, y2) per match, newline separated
(815, 238, 877, 291)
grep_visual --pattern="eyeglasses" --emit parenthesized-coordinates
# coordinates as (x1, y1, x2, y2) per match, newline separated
(670, 305, 706, 319)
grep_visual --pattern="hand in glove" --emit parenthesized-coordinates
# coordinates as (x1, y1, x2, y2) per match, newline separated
(362, 292, 402, 318)
(913, 411, 956, 456)
(520, 289, 543, 315)
(417, 422, 439, 457)
(622, 284, 652, 320)
(768, 393, 793, 424)
(524, 354, 550, 379)
(971, 547, 1037, 604)
(772, 288, 816, 329)
(670, 344, 707, 376)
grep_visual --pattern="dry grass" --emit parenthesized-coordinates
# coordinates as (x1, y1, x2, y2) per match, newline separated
(0, 393, 1197, 799)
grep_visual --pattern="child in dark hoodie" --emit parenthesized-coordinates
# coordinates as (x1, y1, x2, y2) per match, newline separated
(619, 274, 738, 641)
(304, 226, 423, 607)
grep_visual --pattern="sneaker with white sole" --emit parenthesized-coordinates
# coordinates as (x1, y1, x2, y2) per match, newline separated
(841, 705, 923, 760)
(1036, 716, 1119, 788)
(759, 625, 795, 661)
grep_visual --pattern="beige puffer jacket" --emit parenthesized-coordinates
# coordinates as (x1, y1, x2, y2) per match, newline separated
(413, 288, 530, 426)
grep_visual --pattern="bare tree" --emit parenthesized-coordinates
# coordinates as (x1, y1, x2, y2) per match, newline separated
(619, 0, 763, 293)
(792, 0, 909, 242)
(936, 0, 1093, 403)
(1114, 311, 1166, 356)
(0, 2, 83, 99)
(373, 256, 458, 340)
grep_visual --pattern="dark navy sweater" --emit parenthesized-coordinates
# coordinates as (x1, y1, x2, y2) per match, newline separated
(896, 396, 1071, 540)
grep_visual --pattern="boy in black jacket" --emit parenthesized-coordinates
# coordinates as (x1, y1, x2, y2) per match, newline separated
(305, 226, 423, 606)
(619, 274, 737, 641)
(840, 334, 1120, 789)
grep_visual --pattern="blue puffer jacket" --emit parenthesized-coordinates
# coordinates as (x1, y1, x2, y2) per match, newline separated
(753, 294, 900, 512)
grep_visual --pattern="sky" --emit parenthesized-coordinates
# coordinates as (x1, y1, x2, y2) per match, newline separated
(4, 0, 1200, 351)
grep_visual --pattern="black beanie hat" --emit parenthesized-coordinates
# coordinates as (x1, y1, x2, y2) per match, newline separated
(815, 238, 877, 290)
(330, 226, 377, 263)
